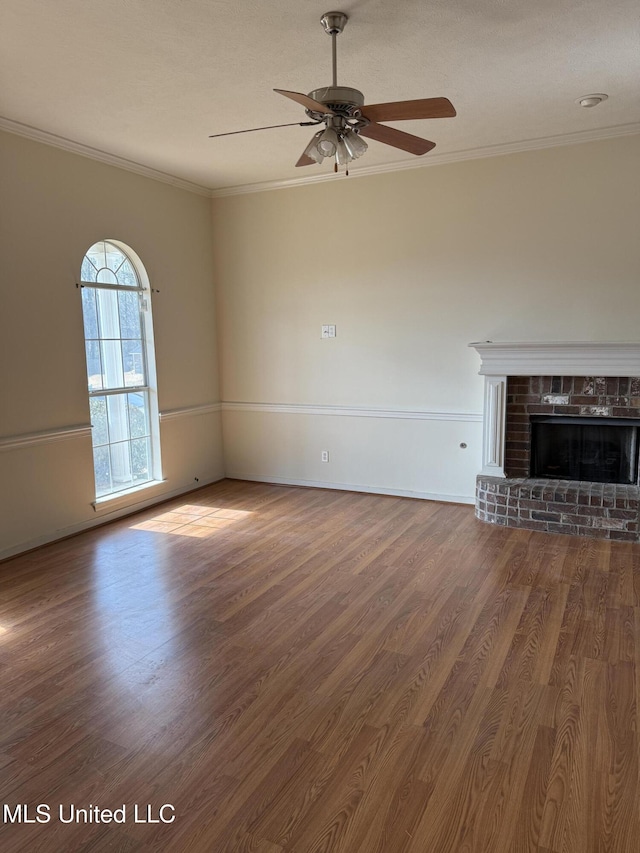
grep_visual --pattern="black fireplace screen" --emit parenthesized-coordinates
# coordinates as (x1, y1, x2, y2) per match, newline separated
(530, 417, 639, 485)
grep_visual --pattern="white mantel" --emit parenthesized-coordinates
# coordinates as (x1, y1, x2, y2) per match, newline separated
(469, 341, 640, 477)
(470, 341, 640, 377)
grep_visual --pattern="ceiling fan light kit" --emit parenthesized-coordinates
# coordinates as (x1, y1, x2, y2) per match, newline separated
(210, 11, 456, 175)
(301, 124, 368, 168)
(343, 130, 368, 159)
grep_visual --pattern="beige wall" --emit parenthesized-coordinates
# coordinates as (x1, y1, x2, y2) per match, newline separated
(2, 131, 638, 556)
(213, 135, 640, 500)
(0, 131, 223, 558)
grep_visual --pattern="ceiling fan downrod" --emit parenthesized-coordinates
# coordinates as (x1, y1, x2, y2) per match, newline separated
(306, 13, 365, 124)
(320, 12, 348, 88)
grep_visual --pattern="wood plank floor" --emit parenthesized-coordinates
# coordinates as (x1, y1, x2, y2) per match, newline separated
(0, 480, 638, 852)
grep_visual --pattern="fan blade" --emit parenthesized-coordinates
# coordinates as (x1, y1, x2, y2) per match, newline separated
(358, 123, 436, 155)
(361, 97, 456, 123)
(274, 89, 334, 115)
(296, 153, 315, 167)
(209, 121, 319, 138)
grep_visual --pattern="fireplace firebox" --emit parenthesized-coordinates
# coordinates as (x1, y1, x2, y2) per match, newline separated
(530, 416, 639, 485)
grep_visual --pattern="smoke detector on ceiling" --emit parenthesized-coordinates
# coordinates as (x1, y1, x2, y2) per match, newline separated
(576, 94, 608, 108)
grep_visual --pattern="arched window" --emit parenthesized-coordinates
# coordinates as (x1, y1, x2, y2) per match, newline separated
(80, 240, 161, 498)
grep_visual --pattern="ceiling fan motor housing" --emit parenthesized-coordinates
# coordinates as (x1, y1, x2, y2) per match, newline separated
(305, 86, 365, 120)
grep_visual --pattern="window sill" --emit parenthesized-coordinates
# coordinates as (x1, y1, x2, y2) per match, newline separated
(92, 479, 166, 513)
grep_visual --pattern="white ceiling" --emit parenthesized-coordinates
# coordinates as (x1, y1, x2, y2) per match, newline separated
(1, 0, 639, 193)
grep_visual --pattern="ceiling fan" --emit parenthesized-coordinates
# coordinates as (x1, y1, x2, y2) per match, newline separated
(209, 11, 456, 173)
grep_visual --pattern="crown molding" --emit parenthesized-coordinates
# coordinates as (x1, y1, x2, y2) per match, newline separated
(2, 114, 638, 200)
(0, 116, 211, 197)
(210, 122, 640, 197)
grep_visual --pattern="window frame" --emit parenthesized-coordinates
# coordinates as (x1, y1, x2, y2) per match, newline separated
(80, 239, 162, 500)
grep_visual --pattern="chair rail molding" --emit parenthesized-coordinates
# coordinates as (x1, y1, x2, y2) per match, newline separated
(159, 402, 221, 422)
(221, 401, 481, 422)
(0, 424, 92, 452)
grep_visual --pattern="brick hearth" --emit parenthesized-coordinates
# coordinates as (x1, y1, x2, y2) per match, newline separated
(476, 476, 639, 541)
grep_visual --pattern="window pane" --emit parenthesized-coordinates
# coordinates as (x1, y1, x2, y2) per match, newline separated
(128, 392, 149, 438)
(96, 267, 118, 285)
(118, 290, 142, 339)
(85, 340, 103, 391)
(100, 340, 124, 389)
(96, 289, 120, 338)
(90, 396, 109, 446)
(110, 441, 133, 490)
(106, 394, 130, 444)
(93, 445, 112, 497)
(81, 256, 98, 283)
(105, 244, 127, 274)
(81, 288, 99, 339)
(86, 242, 107, 271)
(131, 437, 151, 482)
(116, 258, 138, 287)
(122, 340, 145, 387)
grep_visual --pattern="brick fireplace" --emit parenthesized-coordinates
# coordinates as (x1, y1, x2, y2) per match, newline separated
(469, 342, 640, 540)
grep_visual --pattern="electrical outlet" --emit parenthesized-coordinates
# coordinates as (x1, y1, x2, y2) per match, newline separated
(321, 450, 329, 463)
(321, 325, 337, 338)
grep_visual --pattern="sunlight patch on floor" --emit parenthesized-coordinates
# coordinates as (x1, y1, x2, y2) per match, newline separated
(130, 504, 253, 537)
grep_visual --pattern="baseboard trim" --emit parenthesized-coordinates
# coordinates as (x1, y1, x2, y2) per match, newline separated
(224, 472, 474, 506)
(0, 475, 225, 562)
